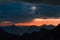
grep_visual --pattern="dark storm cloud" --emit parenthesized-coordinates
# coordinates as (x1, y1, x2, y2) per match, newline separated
(16, 0, 60, 5)
(37, 5, 60, 18)
(0, 0, 60, 5)
(0, 2, 35, 22)
(0, 2, 60, 22)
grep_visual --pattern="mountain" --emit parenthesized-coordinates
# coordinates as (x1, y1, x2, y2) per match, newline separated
(51, 24, 60, 40)
(0, 24, 56, 36)
(0, 28, 22, 40)
(41, 24, 55, 30)
(0, 24, 60, 40)
(0, 26, 54, 40)
(26, 25, 40, 34)
(0, 25, 40, 36)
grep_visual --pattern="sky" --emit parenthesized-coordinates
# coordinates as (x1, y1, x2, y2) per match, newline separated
(15, 18, 60, 26)
(0, 0, 60, 26)
(0, 0, 60, 36)
(0, 18, 60, 26)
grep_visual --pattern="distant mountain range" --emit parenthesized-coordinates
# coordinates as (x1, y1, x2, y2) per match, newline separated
(0, 25, 40, 36)
(0, 24, 60, 40)
(0, 24, 58, 36)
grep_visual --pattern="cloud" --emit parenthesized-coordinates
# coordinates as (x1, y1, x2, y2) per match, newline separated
(0, 0, 60, 5)
(0, 2, 60, 22)
(17, 0, 60, 5)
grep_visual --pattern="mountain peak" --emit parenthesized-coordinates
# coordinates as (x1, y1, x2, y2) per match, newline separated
(56, 24, 60, 29)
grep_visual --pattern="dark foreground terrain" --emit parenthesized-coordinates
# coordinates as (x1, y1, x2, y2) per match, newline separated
(0, 24, 60, 40)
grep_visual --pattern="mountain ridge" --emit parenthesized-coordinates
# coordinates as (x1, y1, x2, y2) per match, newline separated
(0, 24, 59, 36)
(0, 24, 60, 40)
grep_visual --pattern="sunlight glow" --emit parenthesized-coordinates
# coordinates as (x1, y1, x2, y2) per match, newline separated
(0, 18, 60, 27)
(30, 6, 36, 10)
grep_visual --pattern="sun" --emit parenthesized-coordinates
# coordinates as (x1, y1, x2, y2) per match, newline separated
(30, 6, 36, 10)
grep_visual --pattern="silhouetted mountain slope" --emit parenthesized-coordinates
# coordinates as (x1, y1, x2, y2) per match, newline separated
(22, 28, 54, 40)
(51, 24, 60, 40)
(0, 28, 22, 40)
(56, 24, 60, 29)
(0, 24, 60, 40)
(0, 28, 54, 40)
(41, 24, 55, 30)
(0, 25, 40, 36)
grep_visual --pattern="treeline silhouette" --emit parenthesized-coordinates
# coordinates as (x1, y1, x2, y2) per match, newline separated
(0, 24, 60, 40)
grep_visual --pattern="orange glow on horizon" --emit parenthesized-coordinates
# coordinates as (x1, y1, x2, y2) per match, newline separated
(0, 21, 14, 26)
(0, 18, 60, 27)
(15, 18, 60, 26)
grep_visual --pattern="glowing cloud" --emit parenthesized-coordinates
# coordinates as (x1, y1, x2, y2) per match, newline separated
(0, 18, 60, 26)
(15, 18, 60, 26)
(0, 21, 14, 26)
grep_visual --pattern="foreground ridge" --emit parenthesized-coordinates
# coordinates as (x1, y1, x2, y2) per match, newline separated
(0, 24, 60, 40)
